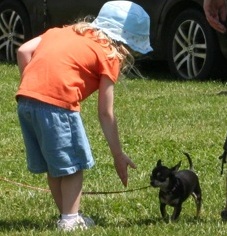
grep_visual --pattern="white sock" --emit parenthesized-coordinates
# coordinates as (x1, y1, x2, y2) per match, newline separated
(61, 213, 79, 220)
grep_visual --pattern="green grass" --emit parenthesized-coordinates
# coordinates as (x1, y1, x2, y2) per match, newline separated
(1, 63, 227, 235)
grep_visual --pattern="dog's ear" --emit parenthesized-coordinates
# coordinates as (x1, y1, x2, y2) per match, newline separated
(157, 159, 162, 167)
(171, 161, 181, 172)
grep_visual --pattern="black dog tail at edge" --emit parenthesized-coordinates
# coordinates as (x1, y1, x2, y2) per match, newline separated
(182, 152, 193, 170)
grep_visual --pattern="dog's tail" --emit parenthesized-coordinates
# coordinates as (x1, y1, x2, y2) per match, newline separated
(183, 152, 194, 170)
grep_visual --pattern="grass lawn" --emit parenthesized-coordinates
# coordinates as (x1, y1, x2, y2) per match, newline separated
(1, 63, 227, 235)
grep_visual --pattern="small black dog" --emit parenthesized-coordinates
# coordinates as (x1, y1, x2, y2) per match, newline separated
(150, 152, 202, 221)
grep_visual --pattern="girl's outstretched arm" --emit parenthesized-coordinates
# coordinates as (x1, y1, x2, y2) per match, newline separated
(98, 75, 136, 187)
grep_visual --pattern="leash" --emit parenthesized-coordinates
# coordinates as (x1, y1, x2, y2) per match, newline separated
(0, 176, 150, 195)
(82, 185, 150, 195)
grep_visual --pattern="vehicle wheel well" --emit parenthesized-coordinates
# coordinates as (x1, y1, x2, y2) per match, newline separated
(166, 8, 221, 79)
(0, 0, 32, 39)
(161, 3, 204, 59)
(0, 0, 32, 61)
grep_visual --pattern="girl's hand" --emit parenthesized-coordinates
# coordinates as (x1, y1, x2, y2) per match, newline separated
(113, 153, 137, 187)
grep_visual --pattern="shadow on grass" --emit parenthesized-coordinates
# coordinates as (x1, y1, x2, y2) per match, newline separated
(0, 217, 157, 231)
(91, 214, 216, 228)
(94, 216, 158, 227)
(133, 60, 227, 82)
(0, 217, 57, 231)
(0, 220, 42, 231)
(0, 215, 224, 231)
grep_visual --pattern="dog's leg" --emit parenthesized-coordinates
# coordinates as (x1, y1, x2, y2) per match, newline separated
(160, 203, 168, 220)
(192, 190, 202, 218)
(171, 205, 182, 220)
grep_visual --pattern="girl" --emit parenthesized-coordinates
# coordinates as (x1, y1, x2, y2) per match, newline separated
(16, 1, 152, 231)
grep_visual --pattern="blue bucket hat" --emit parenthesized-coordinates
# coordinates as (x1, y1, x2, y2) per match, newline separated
(91, 1, 153, 54)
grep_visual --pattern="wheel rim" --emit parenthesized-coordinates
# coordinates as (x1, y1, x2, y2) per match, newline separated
(0, 9, 25, 61)
(172, 20, 207, 79)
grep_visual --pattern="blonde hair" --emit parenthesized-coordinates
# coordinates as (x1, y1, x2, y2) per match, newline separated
(72, 22, 135, 75)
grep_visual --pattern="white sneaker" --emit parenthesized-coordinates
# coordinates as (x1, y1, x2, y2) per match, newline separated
(57, 214, 95, 231)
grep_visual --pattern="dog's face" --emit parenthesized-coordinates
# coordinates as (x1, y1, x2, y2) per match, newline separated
(150, 160, 181, 189)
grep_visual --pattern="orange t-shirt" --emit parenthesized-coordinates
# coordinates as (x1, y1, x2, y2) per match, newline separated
(16, 26, 120, 111)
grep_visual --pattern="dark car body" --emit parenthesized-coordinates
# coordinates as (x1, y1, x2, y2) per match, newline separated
(1, 0, 227, 79)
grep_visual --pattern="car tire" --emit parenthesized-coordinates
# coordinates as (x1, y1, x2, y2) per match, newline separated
(0, 0, 31, 62)
(167, 9, 220, 80)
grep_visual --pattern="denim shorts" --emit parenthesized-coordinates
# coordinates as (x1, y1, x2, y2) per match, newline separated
(17, 97, 95, 177)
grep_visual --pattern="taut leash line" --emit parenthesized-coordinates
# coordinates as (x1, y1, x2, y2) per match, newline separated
(82, 186, 150, 195)
(0, 177, 150, 195)
(0, 177, 50, 192)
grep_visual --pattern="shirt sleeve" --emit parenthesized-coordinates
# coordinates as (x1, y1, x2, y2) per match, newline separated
(99, 56, 120, 83)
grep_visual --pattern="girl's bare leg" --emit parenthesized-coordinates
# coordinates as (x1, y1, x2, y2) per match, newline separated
(47, 171, 83, 214)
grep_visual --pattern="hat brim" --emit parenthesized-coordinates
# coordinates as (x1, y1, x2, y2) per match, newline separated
(91, 22, 153, 54)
